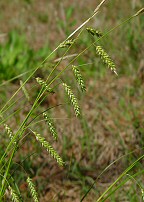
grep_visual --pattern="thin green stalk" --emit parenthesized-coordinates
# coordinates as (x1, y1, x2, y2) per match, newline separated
(26, 27, 84, 121)
(43, 13, 137, 93)
(0, 146, 17, 198)
(0, 6, 142, 199)
(0, 107, 22, 126)
(0, 29, 84, 167)
(0, 0, 104, 116)
(100, 170, 144, 202)
(0, 90, 54, 167)
(0, 84, 35, 119)
(46, 27, 84, 85)
(80, 148, 144, 201)
(0, 68, 35, 87)
(96, 154, 144, 202)
(0, 10, 139, 167)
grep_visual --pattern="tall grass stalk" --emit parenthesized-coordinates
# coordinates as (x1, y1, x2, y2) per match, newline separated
(0, 0, 143, 200)
(96, 154, 144, 202)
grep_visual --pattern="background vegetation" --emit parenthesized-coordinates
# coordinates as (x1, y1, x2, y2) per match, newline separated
(0, 0, 144, 201)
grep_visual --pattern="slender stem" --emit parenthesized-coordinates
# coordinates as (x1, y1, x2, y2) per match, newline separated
(0, 9, 138, 168)
(0, 0, 106, 115)
(0, 146, 17, 198)
(96, 154, 144, 202)
(0, 1, 104, 165)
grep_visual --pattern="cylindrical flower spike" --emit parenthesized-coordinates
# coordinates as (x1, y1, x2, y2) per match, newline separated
(32, 130, 64, 166)
(72, 65, 86, 92)
(43, 112, 58, 140)
(36, 77, 54, 93)
(59, 39, 75, 48)
(96, 45, 118, 75)
(86, 27, 103, 37)
(27, 177, 39, 202)
(9, 186, 21, 202)
(63, 83, 81, 117)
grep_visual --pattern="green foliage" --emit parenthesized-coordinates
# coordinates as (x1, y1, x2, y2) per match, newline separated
(0, 31, 34, 81)
(0, 1, 143, 202)
(57, 6, 76, 35)
(37, 13, 48, 23)
(0, 31, 52, 82)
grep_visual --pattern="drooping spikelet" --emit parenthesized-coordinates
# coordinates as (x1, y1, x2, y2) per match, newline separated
(9, 186, 21, 202)
(72, 65, 86, 92)
(20, 80, 30, 101)
(4, 124, 13, 139)
(32, 131, 64, 166)
(36, 77, 54, 93)
(62, 83, 80, 117)
(59, 39, 75, 48)
(26, 177, 39, 202)
(4, 124, 16, 143)
(86, 27, 103, 37)
(43, 112, 58, 140)
(96, 45, 118, 75)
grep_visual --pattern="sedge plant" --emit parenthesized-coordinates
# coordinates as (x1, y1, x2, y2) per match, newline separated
(0, 0, 143, 201)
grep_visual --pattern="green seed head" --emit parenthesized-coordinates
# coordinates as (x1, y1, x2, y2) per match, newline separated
(72, 65, 86, 92)
(87, 27, 103, 37)
(63, 83, 81, 117)
(96, 45, 118, 75)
